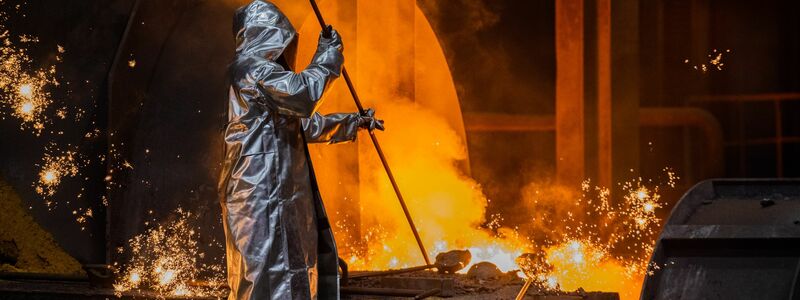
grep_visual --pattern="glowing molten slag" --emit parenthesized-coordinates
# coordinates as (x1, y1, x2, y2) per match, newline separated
(465, 244, 522, 273)
(317, 99, 663, 300)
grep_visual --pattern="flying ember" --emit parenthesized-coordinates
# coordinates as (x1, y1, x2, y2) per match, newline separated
(113, 208, 225, 297)
(17, 82, 32, 98)
(0, 14, 60, 135)
(34, 145, 83, 202)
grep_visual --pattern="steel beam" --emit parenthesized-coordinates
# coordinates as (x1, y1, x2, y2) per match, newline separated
(555, 0, 585, 187)
(596, 0, 612, 188)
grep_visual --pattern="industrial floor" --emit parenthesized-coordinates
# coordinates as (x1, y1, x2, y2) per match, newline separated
(1, 267, 622, 300)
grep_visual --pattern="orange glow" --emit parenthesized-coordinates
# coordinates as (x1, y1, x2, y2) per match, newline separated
(293, 0, 485, 272)
(283, 2, 673, 299)
(66, 1, 678, 298)
(545, 239, 643, 300)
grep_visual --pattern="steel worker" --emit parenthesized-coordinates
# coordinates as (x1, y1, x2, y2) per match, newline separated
(219, 1, 383, 299)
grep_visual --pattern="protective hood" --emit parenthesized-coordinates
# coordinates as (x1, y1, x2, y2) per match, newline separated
(223, 2, 348, 299)
(233, 0, 296, 61)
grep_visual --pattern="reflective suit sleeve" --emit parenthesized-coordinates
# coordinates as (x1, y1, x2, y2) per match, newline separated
(302, 112, 360, 144)
(255, 41, 343, 118)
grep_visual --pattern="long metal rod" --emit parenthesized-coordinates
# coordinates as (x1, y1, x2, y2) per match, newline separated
(514, 277, 534, 300)
(348, 264, 435, 279)
(308, 0, 431, 265)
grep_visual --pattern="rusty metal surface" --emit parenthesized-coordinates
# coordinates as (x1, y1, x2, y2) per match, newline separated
(641, 179, 800, 300)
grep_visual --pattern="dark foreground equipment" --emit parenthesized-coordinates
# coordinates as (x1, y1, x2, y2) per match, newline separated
(641, 179, 800, 300)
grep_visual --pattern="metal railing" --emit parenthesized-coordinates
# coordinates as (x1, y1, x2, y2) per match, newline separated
(463, 107, 726, 180)
(689, 93, 800, 178)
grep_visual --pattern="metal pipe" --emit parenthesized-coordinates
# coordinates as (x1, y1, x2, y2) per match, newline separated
(462, 108, 725, 179)
(348, 264, 435, 279)
(514, 277, 534, 300)
(308, 0, 431, 266)
(638, 107, 725, 178)
(689, 92, 800, 102)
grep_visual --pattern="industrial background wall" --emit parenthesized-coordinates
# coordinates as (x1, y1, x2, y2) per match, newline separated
(105, 0, 231, 267)
(0, 0, 237, 267)
(0, 0, 560, 269)
(0, 0, 132, 265)
(2, 0, 800, 276)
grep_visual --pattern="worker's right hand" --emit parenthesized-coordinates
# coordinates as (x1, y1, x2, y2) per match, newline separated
(318, 25, 343, 52)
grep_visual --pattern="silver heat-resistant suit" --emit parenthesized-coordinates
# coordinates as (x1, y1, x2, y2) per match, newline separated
(220, 1, 381, 299)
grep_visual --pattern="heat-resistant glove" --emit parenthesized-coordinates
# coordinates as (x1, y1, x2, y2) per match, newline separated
(318, 25, 343, 52)
(357, 108, 384, 131)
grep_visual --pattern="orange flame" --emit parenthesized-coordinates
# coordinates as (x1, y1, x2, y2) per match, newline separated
(282, 3, 676, 300)
(544, 239, 643, 300)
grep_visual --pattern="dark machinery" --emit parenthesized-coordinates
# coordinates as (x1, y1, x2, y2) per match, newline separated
(640, 179, 800, 300)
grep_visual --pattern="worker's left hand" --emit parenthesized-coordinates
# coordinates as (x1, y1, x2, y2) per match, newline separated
(358, 108, 384, 131)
